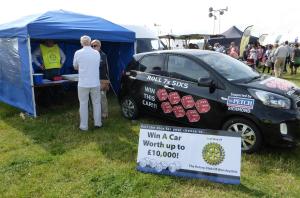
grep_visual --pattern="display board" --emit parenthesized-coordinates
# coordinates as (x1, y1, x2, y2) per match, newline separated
(137, 124, 241, 184)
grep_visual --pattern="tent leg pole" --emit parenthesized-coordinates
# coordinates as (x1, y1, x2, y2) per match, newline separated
(27, 37, 37, 117)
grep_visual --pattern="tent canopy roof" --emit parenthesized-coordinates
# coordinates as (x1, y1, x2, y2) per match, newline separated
(123, 25, 158, 39)
(0, 10, 135, 42)
(159, 34, 224, 40)
(221, 26, 243, 38)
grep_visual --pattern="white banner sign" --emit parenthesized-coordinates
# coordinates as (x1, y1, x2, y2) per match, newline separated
(137, 124, 241, 184)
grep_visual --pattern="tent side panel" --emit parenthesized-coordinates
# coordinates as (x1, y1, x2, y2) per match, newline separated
(117, 43, 134, 91)
(103, 42, 134, 93)
(0, 37, 35, 115)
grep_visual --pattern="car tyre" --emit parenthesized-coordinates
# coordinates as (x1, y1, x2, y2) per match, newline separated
(121, 96, 139, 120)
(222, 118, 262, 153)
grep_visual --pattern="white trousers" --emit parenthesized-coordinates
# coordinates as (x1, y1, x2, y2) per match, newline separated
(78, 86, 101, 130)
(274, 57, 285, 77)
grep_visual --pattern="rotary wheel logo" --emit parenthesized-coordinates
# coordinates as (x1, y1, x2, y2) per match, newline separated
(202, 143, 225, 165)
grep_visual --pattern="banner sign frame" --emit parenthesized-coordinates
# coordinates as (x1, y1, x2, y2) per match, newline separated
(239, 25, 253, 58)
(136, 124, 241, 185)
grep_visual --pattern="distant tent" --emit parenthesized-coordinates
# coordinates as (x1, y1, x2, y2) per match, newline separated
(221, 26, 243, 38)
(0, 10, 135, 116)
(208, 26, 258, 48)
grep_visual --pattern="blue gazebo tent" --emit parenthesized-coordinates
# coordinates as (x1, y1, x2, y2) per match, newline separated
(0, 10, 135, 117)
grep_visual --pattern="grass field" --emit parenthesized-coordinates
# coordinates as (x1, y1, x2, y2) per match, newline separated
(0, 71, 300, 197)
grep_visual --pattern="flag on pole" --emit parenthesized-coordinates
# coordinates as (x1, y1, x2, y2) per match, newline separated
(239, 25, 253, 58)
(258, 34, 268, 45)
(275, 35, 282, 44)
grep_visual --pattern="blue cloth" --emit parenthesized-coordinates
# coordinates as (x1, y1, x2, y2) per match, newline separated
(0, 10, 135, 116)
(0, 38, 34, 115)
(0, 10, 135, 42)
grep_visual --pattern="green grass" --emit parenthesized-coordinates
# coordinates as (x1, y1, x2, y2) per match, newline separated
(0, 71, 300, 197)
(259, 66, 300, 87)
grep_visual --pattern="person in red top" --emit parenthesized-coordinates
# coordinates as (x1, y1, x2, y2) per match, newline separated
(228, 42, 239, 59)
(256, 44, 264, 68)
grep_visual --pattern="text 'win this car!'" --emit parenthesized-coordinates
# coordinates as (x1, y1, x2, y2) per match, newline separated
(119, 50, 300, 153)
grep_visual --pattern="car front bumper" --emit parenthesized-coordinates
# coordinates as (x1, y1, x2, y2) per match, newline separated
(258, 111, 300, 147)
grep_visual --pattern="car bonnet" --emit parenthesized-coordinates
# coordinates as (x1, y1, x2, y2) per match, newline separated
(241, 76, 300, 99)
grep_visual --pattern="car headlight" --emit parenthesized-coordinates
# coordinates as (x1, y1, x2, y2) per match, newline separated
(248, 89, 291, 109)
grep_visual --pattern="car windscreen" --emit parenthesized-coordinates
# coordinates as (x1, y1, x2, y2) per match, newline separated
(196, 53, 260, 82)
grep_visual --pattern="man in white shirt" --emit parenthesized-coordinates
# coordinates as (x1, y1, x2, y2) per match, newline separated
(274, 41, 289, 77)
(73, 35, 101, 131)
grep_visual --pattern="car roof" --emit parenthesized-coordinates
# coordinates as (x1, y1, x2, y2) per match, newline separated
(133, 49, 218, 60)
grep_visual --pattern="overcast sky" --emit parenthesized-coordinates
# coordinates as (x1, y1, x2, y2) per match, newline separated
(1, 0, 299, 42)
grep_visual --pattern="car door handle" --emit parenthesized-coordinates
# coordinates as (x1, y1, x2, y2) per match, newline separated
(129, 76, 136, 80)
(164, 85, 175, 90)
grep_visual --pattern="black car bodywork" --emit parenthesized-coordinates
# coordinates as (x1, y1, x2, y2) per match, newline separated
(119, 50, 300, 153)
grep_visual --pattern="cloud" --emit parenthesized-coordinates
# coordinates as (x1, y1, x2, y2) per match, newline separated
(1, 0, 299, 41)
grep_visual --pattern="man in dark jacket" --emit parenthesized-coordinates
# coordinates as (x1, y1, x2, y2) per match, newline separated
(91, 39, 110, 118)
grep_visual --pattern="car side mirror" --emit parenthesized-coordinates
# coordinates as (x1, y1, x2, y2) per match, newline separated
(153, 66, 162, 71)
(198, 77, 213, 87)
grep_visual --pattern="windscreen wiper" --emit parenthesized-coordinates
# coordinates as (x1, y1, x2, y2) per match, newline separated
(245, 75, 261, 83)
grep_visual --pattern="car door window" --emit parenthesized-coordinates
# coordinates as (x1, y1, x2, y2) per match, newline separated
(139, 54, 166, 75)
(167, 55, 209, 82)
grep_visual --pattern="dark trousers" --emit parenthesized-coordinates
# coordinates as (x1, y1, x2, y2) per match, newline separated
(284, 56, 290, 72)
(262, 66, 271, 73)
(290, 62, 299, 74)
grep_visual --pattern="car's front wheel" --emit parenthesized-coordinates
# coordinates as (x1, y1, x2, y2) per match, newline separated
(121, 96, 139, 120)
(222, 118, 262, 153)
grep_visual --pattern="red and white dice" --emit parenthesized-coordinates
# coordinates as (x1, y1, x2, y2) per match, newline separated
(195, 99, 211, 114)
(168, 92, 181, 105)
(161, 102, 173, 114)
(186, 110, 200, 122)
(156, 88, 168, 101)
(172, 105, 185, 118)
(181, 95, 195, 109)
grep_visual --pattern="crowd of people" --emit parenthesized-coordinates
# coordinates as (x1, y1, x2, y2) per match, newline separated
(210, 41, 300, 77)
(244, 41, 300, 77)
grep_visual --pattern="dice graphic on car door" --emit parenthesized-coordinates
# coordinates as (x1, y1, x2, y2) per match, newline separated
(163, 54, 222, 128)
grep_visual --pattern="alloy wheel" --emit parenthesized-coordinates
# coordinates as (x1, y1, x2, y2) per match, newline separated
(122, 99, 136, 118)
(228, 123, 256, 151)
